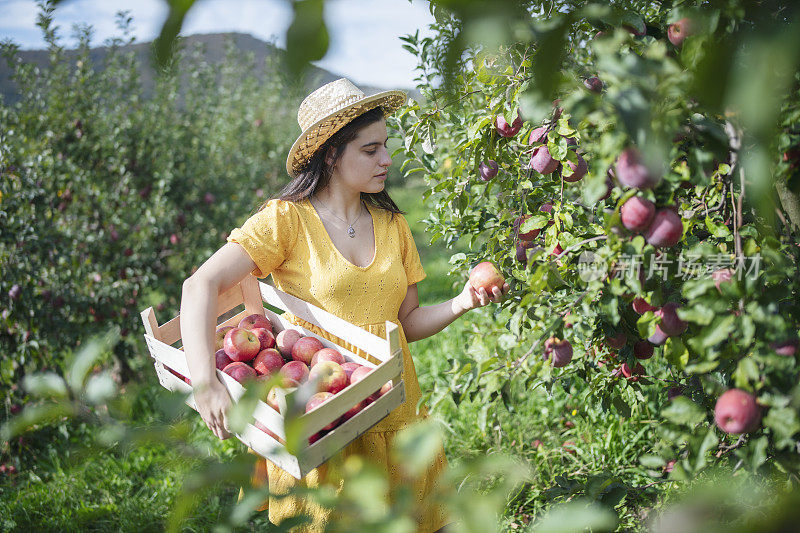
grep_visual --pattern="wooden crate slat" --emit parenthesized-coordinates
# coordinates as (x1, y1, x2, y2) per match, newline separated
(258, 282, 392, 361)
(298, 385, 405, 476)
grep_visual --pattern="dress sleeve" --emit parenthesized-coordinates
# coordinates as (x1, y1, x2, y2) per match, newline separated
(227, 199, 299, 278)
(396, 213, 426, 286)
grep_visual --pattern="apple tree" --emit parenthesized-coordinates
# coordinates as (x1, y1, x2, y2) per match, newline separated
(394, 0, 800, 490)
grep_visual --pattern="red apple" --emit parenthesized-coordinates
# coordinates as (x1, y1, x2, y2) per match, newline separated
(222, 361, 257, 384)
(528, 126, 547, 144)
(632, 297, 656, 314)
(276, 329, 303, 359)
(305, 392, 338, 430)
(251, 327, 276, 351)
(495, 114, 523, 137)
(280, 360, 309, 385)
(770, 339, 798, 357)
(238, 313, 272, 332)
(544, 337, 573, 368)
(605, 331, 627, 350)
(667, 386, 683, 401)
(620, 196, 656, 233)
(349, 365, 373, 386)
(214, 326, 233, 352)
(712, 268, 734, 292)
(584, 76, 603, 93)
(291, 336, 325, 365)
(308, 361, 348, 394)
(341, 362, 362, 381)
(341, 400, 367, 422)
(620, 362, 645, 381)
(648, 325, 669, 346)
(479, 160, 499, 181)
(253, 348, 285, 376)
(223, 327, 261, 362)
(530, 145, 559, 174)
(215, 349, 234, 371)
(563, 154, 587, 182)
(615, 147, 659, 189)
(266, 386, 295, 412)
(516, 239, 536, 265)
(714, 389, 761, 434)
(562, 441, 577, 455)
(633, 340, 653, 360)
(469, 262, 505, 295)
(668, 17, 695, 47)
(658, 302, 687, 336)
(310, 348, 346, 367)
(514, 215, 540, 241)
(644, 209, 683, 248)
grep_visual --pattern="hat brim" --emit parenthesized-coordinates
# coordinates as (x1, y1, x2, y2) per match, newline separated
(286, 90, 407, 178)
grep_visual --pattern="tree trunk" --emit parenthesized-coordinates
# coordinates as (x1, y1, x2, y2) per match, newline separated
(775, 179, 800, 236)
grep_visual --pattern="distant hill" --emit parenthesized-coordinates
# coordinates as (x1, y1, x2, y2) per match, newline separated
(0, 32, 419, 106)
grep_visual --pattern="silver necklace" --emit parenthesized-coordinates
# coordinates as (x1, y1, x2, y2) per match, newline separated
(313, 197, 365, 238)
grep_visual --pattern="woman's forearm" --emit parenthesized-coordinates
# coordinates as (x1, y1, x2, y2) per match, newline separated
(401, 298, 469, 343)
(180, 276, 222, 387)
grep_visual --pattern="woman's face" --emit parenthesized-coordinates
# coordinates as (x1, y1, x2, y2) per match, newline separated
(329, 118, 391, 195)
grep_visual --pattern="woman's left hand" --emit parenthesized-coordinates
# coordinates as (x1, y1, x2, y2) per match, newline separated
(456, 280, 510, 312)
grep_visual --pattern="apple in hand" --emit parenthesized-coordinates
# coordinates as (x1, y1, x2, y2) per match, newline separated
(253, 348, 284, 376)
(223, 327, 261, 362)
(308, 361, 348, 394)
(276, 329, 302, 359)
(311, 348, 346, 367)
(223, 361, 257, 384)
(469, 262, 505, 295)
(291, 336, 325, 365)
(238, 313, 272, 332)
(714, 389, 761, 434)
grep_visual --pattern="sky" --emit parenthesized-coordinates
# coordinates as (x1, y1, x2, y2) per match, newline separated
(0, 0, 436, 89)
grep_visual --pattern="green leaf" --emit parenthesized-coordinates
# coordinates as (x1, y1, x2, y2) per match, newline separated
(23, 372, 69, 399)
(533, 499, 617, 533)
(665, 337, 690, 369)
(733, 357, 760, 389)
(392, 420, 444, 478)
(662, 397, 706, 427)
(285, 0, 329, 76)
(764, 407, 800, 441)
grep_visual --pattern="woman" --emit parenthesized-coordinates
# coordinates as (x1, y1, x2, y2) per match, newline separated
(180, 78, 509, 532)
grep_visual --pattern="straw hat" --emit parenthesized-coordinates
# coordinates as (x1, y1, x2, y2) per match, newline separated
(286, 78, 407, 177)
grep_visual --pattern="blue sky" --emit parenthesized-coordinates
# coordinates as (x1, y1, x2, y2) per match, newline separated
(0, 0, 436, 89)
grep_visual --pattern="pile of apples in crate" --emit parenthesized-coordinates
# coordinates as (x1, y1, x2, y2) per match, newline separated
(214, 314, 392, 443)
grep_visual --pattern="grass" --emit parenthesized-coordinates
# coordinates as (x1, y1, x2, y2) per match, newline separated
(1, 178, 669, 532)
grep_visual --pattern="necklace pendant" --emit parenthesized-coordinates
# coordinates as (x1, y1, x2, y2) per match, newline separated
(347, 226, 356, 238)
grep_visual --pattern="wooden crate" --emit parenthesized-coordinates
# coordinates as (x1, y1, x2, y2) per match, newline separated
(140, 274, 405, 479)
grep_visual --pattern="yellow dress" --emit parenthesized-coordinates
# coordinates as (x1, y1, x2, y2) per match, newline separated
(227, 197, 450, 532)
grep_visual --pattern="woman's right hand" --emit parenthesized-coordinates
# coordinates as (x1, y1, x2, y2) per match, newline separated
(193, 378, 233, 440)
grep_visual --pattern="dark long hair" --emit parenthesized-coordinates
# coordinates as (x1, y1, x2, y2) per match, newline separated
(261, 106, 405, 218)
